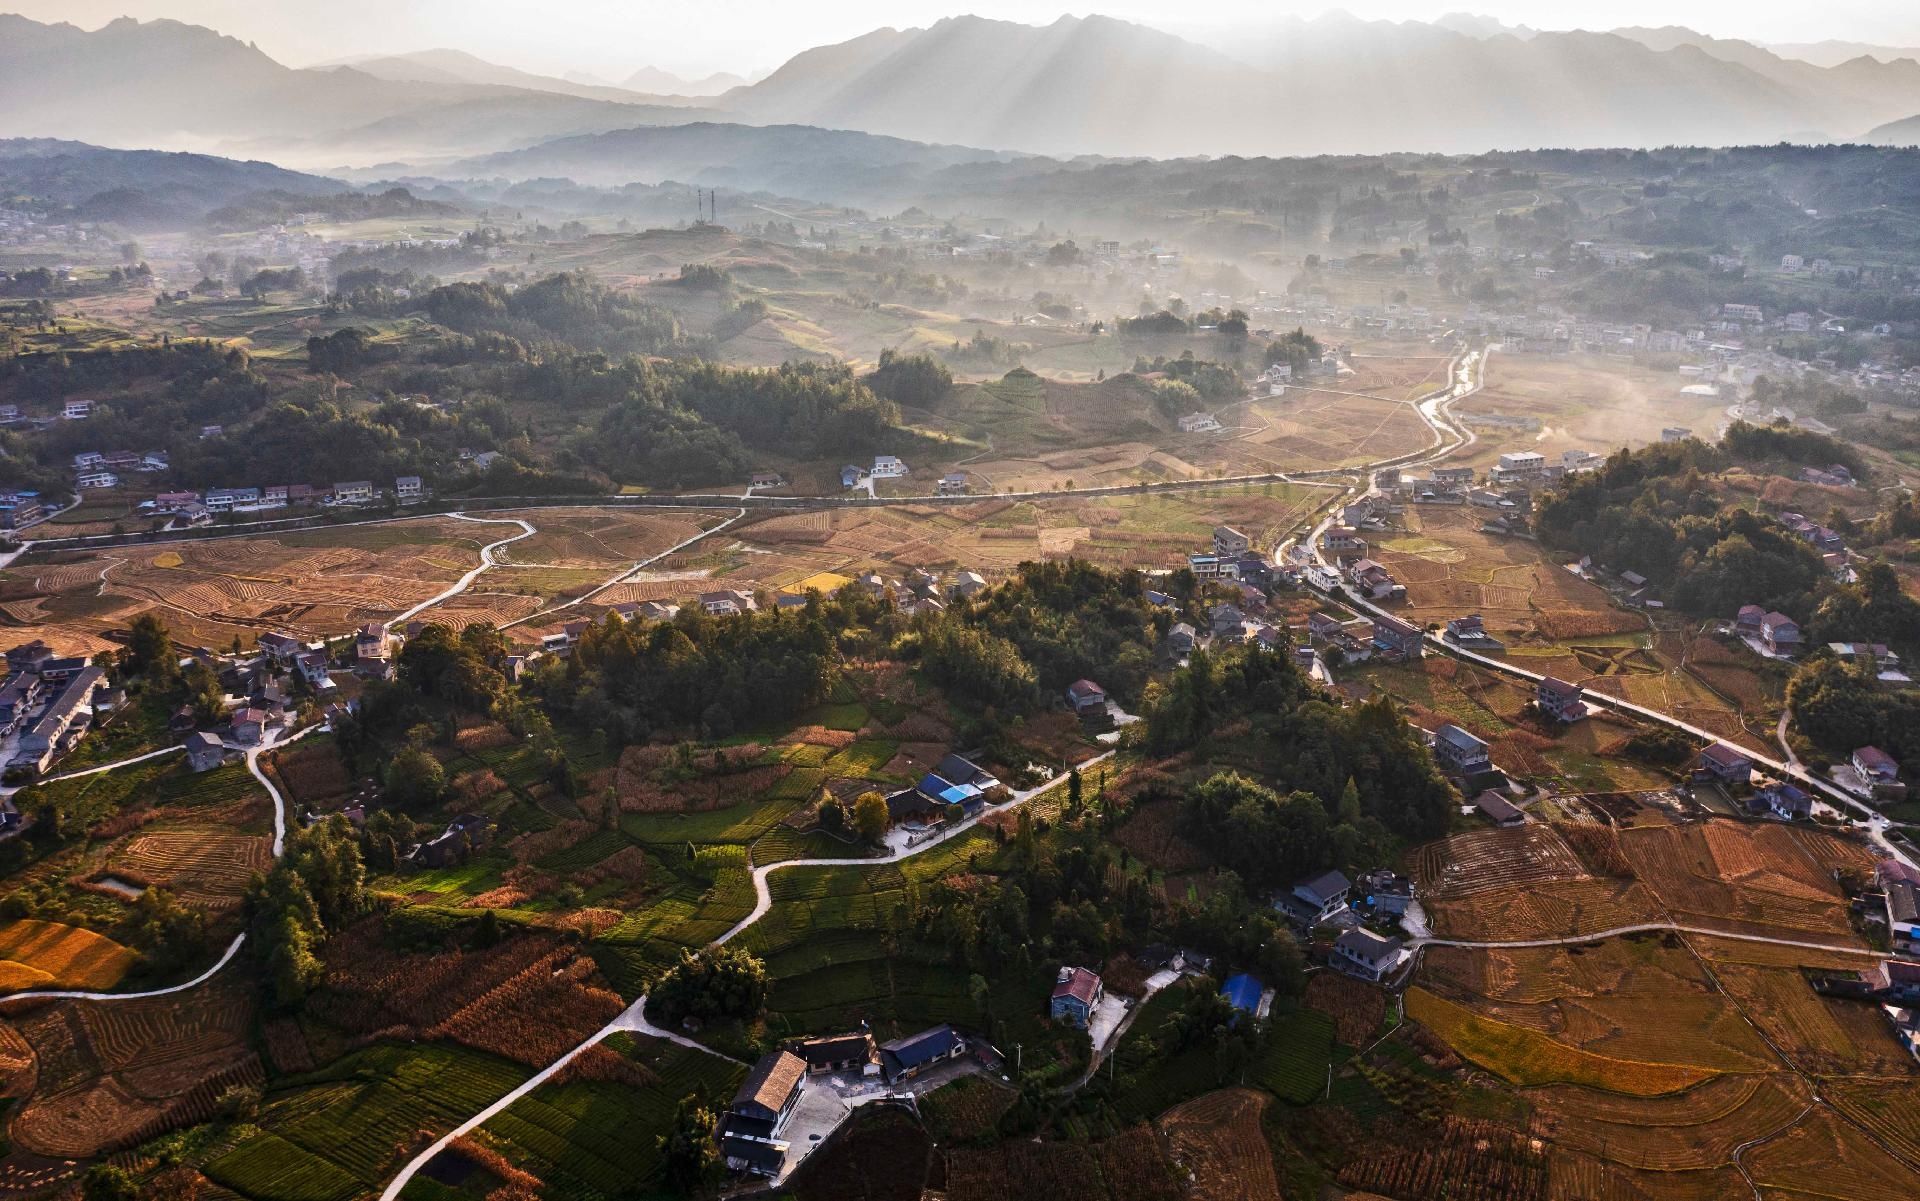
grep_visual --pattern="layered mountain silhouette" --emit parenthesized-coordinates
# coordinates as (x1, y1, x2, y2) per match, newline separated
(0, 137, 343, 225)
(9, 11, 1920, 166)
(0, 15, 708, 166)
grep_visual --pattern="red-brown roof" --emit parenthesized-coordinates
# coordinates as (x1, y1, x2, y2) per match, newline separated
(1052, 966, 1102, 1005)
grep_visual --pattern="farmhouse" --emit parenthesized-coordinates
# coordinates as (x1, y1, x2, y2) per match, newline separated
(295, 651, 332, 690)
(1213, 526, 1251, 557)
(1220, 972, 1265, 1017)
(1852, 747, 1906, 800)
(700, 589, 757, 616)
(1886, 881, 1918, 950)
(1696, 742, 1753, 788)
(1176, 412, 1222, 433)
(17, 666, 104, 760)
(332, 480, 374, 504)
(1752, 781, 1813, 820)
(355, 622, 394, 663)
(1371, 613, 1424, 661)
(1066, 679, 1107, 715)
(1186, 553, 1235, 579)
(1345, 558, 1400, 600)
(1493, 450, 1545, 480)
(1474, 790, 1525, 826)
(1535, 676, 1588, 722)
(1050, 966, 1105, 1028)
(749, 471, 783, 489)
(1432, 724, 1492, 776)
(879, 1024, 967, 1084)
(185, 731, 225, 772)
(1358, 869, 1416, 915)
(1333, 928, 1406, 982)
(1734, 605, 1765, 637)
(1760, 612, 1801, 657)
(933, 752, 1003, 799)
(720, 1050, 806, 1177)
(937, 472, 970, 496)
(229, 707, 267, 744)
(394, 476, 424, 501)
(1276, 869, 1352, 927)
(1433, 466, 1475, 492)
(1443, 615, 1504, 653)
(1320, 526, 1368, 556)
(787, 1031, 878, 1076)
(1165, 621, 1197, 657)
(63, 400, 93, 419)
(76, 470, 118, 490)
(870, 455, 909, 478)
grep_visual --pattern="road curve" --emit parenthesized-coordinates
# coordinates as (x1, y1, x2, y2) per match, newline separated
(380, 749, 1117, 1198)
(391, 515, 538, 626)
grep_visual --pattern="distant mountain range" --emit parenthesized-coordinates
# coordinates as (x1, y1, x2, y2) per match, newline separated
(447, 122, 1018, 207)
(9, 11, 1920, 170)
(0, 137, 344, 226)
(709, 14, 1920, 156)
(0, 15, 711, 167)
(620, 65, 762, 97)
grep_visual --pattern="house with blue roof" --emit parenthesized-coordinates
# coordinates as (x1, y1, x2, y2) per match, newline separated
(1220, 972, 1264, 1015)
(879, 1024, 967, 1084)
(917, 771, 984, 813)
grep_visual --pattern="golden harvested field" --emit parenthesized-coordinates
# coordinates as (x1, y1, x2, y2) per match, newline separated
(109, 831, 272, 911)
(1453, 353, 1735, 473)
(1413, 824, 1591, 899)
(582, 487, 1324, 615)
(1709, 963, 1917, 1076)
(1154, 1088, 1282, 1201)
(1420, 877, 1660, 941)
(1619, 820, 1863, 943)
(1743, 1106, 1920, 1199)
(1421, 939, 1776, 1075)
(1826, 1079, 1920, 1172)
(0, 920, 137, 995)
(1405, 987, 1715, 1095)
(490, 507, 719, 570)
(1530, 1074, 1813, 1172)
(0, 517, 495, 652)
(1376, 505, 1643, 641)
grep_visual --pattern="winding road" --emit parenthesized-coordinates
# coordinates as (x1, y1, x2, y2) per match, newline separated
(9, 340, 1916, 1192)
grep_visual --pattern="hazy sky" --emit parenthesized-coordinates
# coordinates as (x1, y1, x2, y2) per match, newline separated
(14, 1, 1920, 78)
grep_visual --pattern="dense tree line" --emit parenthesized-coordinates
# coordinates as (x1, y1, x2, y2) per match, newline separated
(1143, 647, 1455, 847)
(245, 818, 367, 1007)
(1787, 656, 1920, 776)
(424, 271, 686, 356)
(864, 349, 952, 407)
(1535, 436, 1833, 618)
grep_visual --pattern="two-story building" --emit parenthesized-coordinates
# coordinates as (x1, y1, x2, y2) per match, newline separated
(1050, 966, 1105, 1028)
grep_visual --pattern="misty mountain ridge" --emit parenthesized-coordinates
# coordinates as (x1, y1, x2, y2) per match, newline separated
(0, 14, 718, 168)
(711, 13, 1920, 158)
(0, 137, 345, 226)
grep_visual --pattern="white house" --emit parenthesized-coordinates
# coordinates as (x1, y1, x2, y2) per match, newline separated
(63, 400, 93, 420)
(76, 471, 118, 489)
(871, 455, 909, 478)
(332, 481, 374, 505)
(395, 476, 424, 502)
(1177, 412, 1223, 433)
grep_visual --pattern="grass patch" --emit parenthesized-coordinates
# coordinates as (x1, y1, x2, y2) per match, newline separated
(1405, 987, 1715, 1096)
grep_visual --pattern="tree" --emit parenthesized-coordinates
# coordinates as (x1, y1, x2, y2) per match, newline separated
(658, 1092, 722, 1193)
(853, 790, 890, 843)
(649, 945, 768, 1023)
(124, 612, 178, 685)
(384, 747, 446, 809)
(82, 1166, 137, 1201)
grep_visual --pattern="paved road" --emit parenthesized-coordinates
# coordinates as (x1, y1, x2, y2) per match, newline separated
(502, 507, 749, 629)
(1412, 923, 1880, 956)
(2, 721, 316, 1004)
(391, 515, 537, 625)
(380, 749, 1117, 1199)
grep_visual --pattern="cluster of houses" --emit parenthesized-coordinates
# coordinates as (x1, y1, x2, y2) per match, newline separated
(882, 751, 1005, 829)
(0, 642, 112, 777)
(1304, 608, 1423, 665)
(137, 477, 425, 526)
(1270, 868, 1415, 983)
(718, 1024, 970, 1178)
(72, 448, 169, 490)
(839, 455, 914, 490)
(1185, 524, 1284, 588)
(1777, 511, 1853, 578)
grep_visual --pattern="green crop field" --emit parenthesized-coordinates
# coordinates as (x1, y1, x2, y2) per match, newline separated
(468, 1034, 743, 1201)
(209, 1043, 530, 1201)
(620, 797, 805, 846)
(1250, 1006, 1337, 1103)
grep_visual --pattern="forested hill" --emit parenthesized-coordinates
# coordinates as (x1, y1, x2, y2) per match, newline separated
(0, 139, 343, 227)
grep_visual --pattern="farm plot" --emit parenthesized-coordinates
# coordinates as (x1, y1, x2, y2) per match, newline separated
(1412, 824, 1591, 900)
(0, 919, 137, 994)
(1339, 1114, 1547, 1201)
(473, 1031, 745, 1200)
(1528, 1073, 1813, 1172)
(1619, 820, 1863, 943)
(1405, 987, 1716, 1095)
(1418, 939, 1778, 1075)
(3, 517, 500, 651)
(1827, 1078, 1920, 1172)
(1744, 1105, 1920, 1200)
(6, 972, 260, 1158)
(1155, 1088, 1282, 1201)
(206, 1042, 531, 1201)
(1376, 505, 1642, 642)
(489, 507, 721, 571)
(109, 830, 271, 910)
(1706, 961, 1916, 1075)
